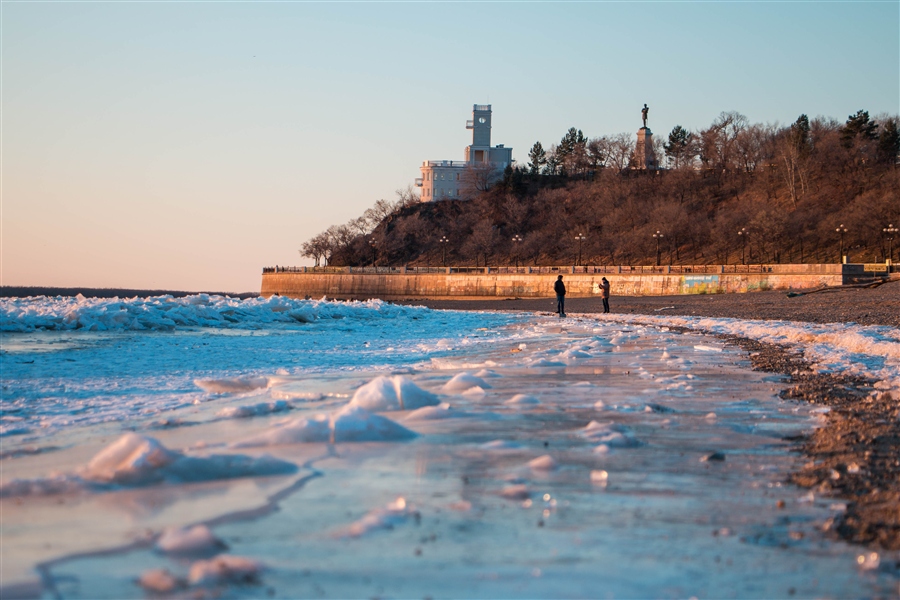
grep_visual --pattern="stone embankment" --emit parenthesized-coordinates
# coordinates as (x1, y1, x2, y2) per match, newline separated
(261, 263, 892, 300)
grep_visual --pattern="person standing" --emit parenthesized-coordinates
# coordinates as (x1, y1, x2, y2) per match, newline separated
(554, 275, 567, 317)
(600, 277, 611, 314)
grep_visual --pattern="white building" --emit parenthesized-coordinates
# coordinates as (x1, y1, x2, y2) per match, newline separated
(416, 104, 513, 201)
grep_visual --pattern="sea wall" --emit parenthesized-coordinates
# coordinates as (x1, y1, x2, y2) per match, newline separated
(259, 263, 883, 300)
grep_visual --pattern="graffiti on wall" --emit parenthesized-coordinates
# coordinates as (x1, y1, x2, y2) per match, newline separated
(682, 275, 720, 294)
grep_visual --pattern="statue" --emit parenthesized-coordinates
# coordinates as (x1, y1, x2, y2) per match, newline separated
(641, 104, 649, 128)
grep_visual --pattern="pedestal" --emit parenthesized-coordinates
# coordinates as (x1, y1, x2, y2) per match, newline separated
(634, 127, 658, 170)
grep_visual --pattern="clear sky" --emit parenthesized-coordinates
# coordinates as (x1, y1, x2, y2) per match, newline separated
(3, 1, 898, 293)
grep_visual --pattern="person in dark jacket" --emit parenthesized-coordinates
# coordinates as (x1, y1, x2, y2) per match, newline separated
(600, 277, 611, 313)
(554, 275, 566, 317)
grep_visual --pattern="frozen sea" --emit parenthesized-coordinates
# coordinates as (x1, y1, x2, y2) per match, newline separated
(1, 294, 899, 598)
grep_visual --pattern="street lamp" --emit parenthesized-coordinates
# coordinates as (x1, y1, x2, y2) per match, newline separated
(512, 234, 523, 268)
(652, 230, 664, 267)
(885, 224, 898, 264)
(369, 238, 377, 267)
(737, 227, 748, 265)
(439, 235, 449, 266)
(574, 233, 586, 267)
(835, 224, 847, 263)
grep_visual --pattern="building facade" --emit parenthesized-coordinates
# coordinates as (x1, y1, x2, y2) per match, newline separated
(416, 104, 513, 201)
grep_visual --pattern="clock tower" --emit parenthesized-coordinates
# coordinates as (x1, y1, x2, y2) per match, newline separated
(467, 104, 492, 147)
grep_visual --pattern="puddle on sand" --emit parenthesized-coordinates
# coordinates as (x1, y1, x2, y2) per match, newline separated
(8, 318, 899, 598)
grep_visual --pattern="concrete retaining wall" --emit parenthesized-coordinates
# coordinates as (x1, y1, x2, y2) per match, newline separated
(261, 264, 862, 300)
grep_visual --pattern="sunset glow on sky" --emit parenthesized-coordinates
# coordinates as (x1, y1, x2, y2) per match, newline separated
(3, 2, 898, 292)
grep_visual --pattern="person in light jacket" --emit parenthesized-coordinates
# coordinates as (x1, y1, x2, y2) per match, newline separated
(554, 275, 567, 317)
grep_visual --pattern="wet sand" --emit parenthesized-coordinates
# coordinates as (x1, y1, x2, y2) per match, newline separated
(402, 284, 900, 551)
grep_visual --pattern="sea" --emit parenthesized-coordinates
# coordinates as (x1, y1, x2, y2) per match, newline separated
(1, 294, 898, 598)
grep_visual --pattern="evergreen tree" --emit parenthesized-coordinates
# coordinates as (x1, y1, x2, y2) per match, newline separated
(841, 110, 878, 147)
(789, 114, 811, 156)
(557, 127, 586, 160)
(664, 125, 693, 168)
(527, 141, 547, 174)
(877, 118, 900, 164)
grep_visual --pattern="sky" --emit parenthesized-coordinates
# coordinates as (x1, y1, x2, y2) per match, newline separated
(2, 1, 898, 293)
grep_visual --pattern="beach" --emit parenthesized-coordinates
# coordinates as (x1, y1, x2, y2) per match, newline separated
(1, 293, 898, 598)
(405, 283, 900, 552)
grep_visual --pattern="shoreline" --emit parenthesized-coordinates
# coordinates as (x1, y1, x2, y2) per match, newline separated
(404, 287, 900, 551)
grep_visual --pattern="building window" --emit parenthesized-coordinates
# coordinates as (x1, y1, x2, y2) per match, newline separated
(456, 173, 460, 180)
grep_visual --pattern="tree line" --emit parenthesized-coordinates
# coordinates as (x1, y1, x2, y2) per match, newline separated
(301, 109, 899, 267)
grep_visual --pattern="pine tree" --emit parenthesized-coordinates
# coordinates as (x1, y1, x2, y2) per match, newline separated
(841, 110, 878, 147)
(664, 125, 693, 168)
(789, 114, 811, 157)
(527, 141, 547, 174)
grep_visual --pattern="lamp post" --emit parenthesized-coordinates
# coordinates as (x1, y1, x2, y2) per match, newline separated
(438, 235, 449, 266)
(369, 238, 377, 267)
(885, 224, 898, 264)
(652, 230, 664, 267)
(512, 234, 523, 268)
(574, 233, 586, 267)
(835, 224, 847, 263)
(738, 227, 748, 265)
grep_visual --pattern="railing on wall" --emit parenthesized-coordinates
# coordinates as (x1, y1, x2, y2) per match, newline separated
(263, 264, 853, 276)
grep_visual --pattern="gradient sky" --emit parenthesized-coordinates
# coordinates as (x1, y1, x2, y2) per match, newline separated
(3, 1, 898, 293)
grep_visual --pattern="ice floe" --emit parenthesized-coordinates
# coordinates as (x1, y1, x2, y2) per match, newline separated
(504, 394, 541, 405)
(156, 525, 227, 556)
(527, 455, 558, 471)
(349, 375, 439, 411)
(0, 294, 430, 332)
(195, 377, 269, 394)
(188, 555, 263, 586)
(216, 400, 291, 419)
(441, 372, 492, 393)
(579, 421, 641, 448)
(404, 402, 461, 421)
(336, 497, 414, 538)
(0, 433, 297, 497)
(233, 404, 416, 446)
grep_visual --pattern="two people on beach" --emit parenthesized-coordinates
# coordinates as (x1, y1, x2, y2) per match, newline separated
(555, 275, 611, 317)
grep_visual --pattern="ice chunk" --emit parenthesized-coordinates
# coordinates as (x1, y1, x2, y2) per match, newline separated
(156, 525, 227, 556)
(82, 433, 179, 485)
(527, 359, 566, 368)
(188, 555, 263, 586)
(217, 400, 291, 419)
(528, 455, 558, 471)
(349, 375, 439, 411)
(332, 404, 417, 442)
(499, 484, 531, 500)
(462, 385, 487, 397)
(232, 415, 331, 446)
(693, 345, 723, 353)
(234, 405, 416, 446)
(579, 421, 641, 448)
(405, 402, 460, 421)
(442, 372, 492, 393)
(138, 569, 185, 593)
(80, 433, 297, 485)
(505, 394, 540, 405)
(337, 497, 413, 538)
(194, 377, 269, 394)
(479, 440, 522, 450)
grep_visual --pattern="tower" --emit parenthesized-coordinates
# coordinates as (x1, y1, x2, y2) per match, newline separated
(467, 105, 492, 147)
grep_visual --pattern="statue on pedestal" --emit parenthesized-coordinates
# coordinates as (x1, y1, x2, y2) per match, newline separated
(641, 104, 649, 129)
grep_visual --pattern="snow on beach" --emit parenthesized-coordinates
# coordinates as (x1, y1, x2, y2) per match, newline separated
(1, 298, 899, 597)
(609, 314, 900, 393)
